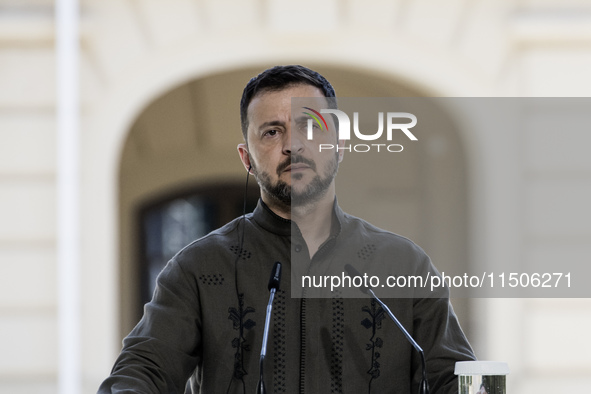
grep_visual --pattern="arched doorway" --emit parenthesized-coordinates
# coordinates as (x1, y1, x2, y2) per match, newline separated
(117, 66, 471, 341)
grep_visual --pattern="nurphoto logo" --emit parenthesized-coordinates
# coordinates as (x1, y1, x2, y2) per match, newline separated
(304, 109, 418, 153)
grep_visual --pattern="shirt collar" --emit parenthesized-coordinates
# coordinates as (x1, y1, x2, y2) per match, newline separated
(251, 198, 345, 240)
(251, 199, 292, 236)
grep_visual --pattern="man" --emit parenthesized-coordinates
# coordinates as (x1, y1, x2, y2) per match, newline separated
(99, 65, 475, 393)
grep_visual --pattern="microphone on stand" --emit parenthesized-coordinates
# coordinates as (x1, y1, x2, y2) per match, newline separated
(345, 264, 429, 394)
(256, 262, 282, 394)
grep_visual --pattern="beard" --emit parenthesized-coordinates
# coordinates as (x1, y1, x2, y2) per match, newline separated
(252, 153, 339, 208)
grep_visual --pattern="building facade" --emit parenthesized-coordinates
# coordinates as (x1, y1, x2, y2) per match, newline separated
(1, 0, 591, 393)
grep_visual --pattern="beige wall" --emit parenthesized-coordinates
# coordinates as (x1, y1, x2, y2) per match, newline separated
(1, 0, 590, 393)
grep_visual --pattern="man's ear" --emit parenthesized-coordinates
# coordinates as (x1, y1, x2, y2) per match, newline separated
(337, 138, 346, 163)
(237, 143, 253, 173)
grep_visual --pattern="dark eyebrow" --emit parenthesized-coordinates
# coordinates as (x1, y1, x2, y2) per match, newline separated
(294, 115, 310, 125)
(257, 120, 286, 132)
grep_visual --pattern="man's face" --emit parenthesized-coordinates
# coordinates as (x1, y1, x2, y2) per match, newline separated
(239, 84, 342, 209)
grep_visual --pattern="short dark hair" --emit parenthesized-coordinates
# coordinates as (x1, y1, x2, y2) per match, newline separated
(240, 65, 337, 141)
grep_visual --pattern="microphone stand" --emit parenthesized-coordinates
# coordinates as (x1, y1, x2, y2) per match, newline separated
(257, 262, 282, 394)
(346, 264, 429, 394)
(366, 288, 429, 394)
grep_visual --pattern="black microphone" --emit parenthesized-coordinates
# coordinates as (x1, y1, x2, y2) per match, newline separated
(268, 262, 281, 291)
(345, 264, 430, 394)
(257, 262, 282, 394)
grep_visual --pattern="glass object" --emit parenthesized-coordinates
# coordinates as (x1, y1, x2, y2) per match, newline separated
(455, 361, 509, 394)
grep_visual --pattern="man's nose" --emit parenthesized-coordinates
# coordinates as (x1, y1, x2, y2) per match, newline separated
(283, 127, 304, 154)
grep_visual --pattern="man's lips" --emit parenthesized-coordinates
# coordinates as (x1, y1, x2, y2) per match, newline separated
(286, 164, 310, 172)
(276, 155, 316, 175)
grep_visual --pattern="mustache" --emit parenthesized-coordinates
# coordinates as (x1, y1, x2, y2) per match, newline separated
(276, 155, 316, 175)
